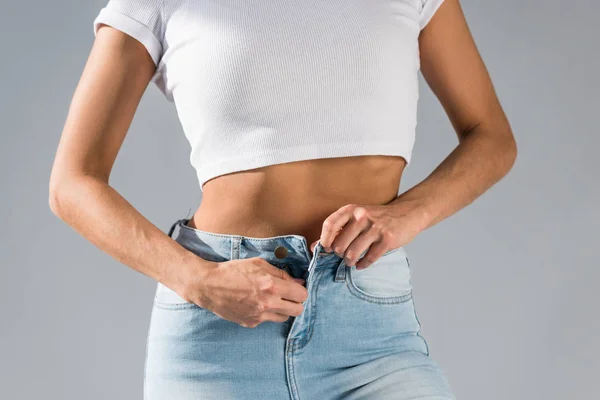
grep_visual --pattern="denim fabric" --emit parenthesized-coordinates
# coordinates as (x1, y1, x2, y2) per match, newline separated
(144, 218, 455, 399)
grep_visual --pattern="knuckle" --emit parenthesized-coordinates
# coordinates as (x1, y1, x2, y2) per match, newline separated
(255, 257, 269, 265)
(261, 299, 274, 312)
(321, 219, 334, 231)
(344, 203, 358, 211)
(263, 282, 277, 295)
(371, 222, 384, 232)
(380, 227, 395, 242)
(258, 276, 276, 292)
(252, 258, 265, 268)
(353, 207, 368, 220)
(255, 299, 268, 313)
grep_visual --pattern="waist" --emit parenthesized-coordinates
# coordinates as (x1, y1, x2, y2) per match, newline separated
(189, 155, 406, 246)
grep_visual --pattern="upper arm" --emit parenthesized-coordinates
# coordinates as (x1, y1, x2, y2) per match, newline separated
(418, 0, 513, 142)
(50, 0, 163, 190)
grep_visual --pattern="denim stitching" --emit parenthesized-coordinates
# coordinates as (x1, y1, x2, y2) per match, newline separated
(334, 260, 346, 281)
(410, 291, 430, 356)
(286, 339, 299, 399)
(381, 247, 401, 257)
(231, 236, 241, 259)
(295, 268, 325, 350)
(292, 244, 322, 350)
(345, 277, 413, 304)
(152, 298, 205, 311)
(344, 257, 413, 304)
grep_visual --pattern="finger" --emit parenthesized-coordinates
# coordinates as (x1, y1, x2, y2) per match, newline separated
(260, 262, 305, 284)
(275, 278, 309, 304)
(342, 229, 380, 267)
(329, 216, 370, 258)
(258, 259, 292, 279)
(255, 259, 308, 303)
(354, 241, 388, 270)
(259, 311, 294, 324)
(319, 205, 354, 251)
(263, 298, 305, 317)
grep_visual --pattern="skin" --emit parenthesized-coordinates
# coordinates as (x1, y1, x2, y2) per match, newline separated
(49, 0, 516, 328)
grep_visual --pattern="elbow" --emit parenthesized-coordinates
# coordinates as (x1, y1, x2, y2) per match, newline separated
(505, 126, 518, 165)
(48, 181, 66, 218)
(499, 128, 518, 177)
(48, 175, 74, 218)
(49, 173, 107, 218)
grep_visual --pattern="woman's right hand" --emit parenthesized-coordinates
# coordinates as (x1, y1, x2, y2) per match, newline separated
(176, 257, 309, 328)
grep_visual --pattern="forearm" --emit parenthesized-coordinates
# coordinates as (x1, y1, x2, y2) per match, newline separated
(48, 175, 210, 287)
(389, 124, 517, 232)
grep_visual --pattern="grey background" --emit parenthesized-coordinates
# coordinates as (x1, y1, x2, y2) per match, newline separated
(1, 1, 598, 399)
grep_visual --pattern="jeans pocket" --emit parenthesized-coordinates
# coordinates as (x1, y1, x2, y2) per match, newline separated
(345, 247, 413, 304)
(153, 282, 204, 310)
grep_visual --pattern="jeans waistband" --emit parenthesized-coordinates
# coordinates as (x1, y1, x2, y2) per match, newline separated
(166, 217, 405, 275)
(166, 217, 346, 269)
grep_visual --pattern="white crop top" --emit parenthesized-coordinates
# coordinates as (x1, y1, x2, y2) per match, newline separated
(93, 0, 445, 191)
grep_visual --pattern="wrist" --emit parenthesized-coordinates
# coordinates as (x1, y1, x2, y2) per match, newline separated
(160, 249, 217, 301)
(387, 195, 436, 235)
(411, 202, 436, 233)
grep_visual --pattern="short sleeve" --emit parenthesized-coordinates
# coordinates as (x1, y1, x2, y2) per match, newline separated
(92, 0, 164, 66)
(419, 0, 445, 30)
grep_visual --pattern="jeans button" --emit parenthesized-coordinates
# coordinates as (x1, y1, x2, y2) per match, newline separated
(274, 245, 288, 259)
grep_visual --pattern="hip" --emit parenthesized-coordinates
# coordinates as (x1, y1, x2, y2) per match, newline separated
(147, 217, 427, 359)
(142, 217, 454, 399)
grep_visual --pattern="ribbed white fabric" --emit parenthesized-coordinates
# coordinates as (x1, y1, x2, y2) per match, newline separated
(93, 0, 445, 191)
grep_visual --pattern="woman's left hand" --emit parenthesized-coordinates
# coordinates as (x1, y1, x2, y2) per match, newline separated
(310, 203, 428, 270)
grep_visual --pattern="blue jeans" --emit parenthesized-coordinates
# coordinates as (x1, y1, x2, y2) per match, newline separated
(144, 218, 455, 399)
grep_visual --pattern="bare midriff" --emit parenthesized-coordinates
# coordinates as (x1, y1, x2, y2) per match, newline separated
(187, 155, 407, 249)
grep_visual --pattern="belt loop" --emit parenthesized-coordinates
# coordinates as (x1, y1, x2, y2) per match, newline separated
(334, 259, 347, 282)
(167, 218, 183, 238)
(231, 236, 241, 260)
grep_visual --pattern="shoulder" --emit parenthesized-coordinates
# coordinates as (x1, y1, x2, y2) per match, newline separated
(418, 0, 446, 30)
(93, 0, 178, 65)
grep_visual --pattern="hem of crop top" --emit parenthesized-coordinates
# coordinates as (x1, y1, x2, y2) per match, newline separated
(195, 139, 414, 191)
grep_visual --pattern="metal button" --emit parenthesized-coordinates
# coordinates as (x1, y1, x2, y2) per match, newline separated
(274, 245, 288, 259)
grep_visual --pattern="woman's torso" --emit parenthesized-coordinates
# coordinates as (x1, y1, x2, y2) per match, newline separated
(92, 0, 424, 240)
(188, 155, 407, 246)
